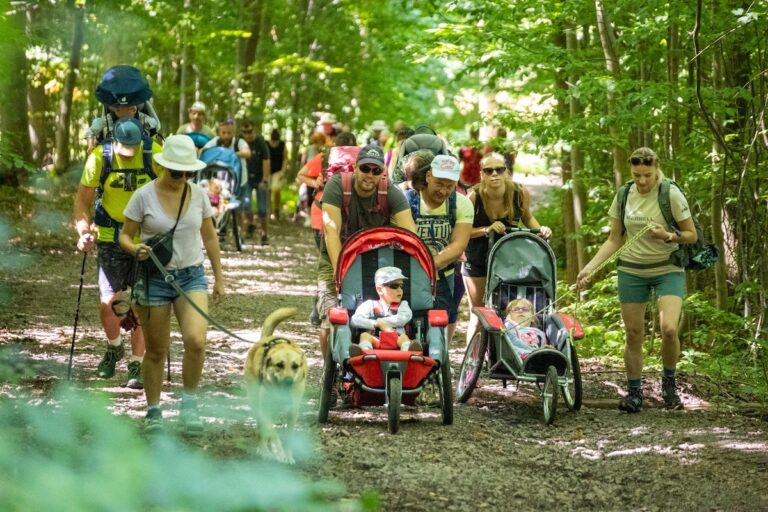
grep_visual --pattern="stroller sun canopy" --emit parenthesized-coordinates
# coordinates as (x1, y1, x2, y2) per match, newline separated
(486, 231, 557, 302)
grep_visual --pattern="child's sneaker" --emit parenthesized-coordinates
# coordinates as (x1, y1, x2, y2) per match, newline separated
(348, 344, 363, 358)
(126, 360, 143, 389)
(618, 388, 643, 413)
(661, 375, 683, 410)
(145, 408, 162, 432)
(97, 343, 125, 379)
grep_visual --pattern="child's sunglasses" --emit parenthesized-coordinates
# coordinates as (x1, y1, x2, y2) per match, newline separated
(359, 164, 384, 176)
(384, 283, 403, 290)
(629, 156, 655, 166)
(510, 306, 531, 313)
(482, 166, 507, 175)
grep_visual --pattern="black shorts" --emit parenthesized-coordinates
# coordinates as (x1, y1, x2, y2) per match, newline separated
(461, 258, 486, 278)
(97, 242, 135, 297)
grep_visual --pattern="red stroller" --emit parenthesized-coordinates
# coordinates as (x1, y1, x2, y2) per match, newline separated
(317, 227, 453, 433)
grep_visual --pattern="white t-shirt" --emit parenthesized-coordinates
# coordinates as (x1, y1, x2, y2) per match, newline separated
(202, 136, 250, 184)
(608, 181, 691, 276)
(124, 181, 215, 270)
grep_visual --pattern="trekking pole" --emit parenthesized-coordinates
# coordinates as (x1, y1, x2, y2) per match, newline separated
(67, 251, 89, 380)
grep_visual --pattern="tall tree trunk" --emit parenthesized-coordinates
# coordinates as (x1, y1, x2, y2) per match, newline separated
(178, 0, 192, 127)
(595, 0, 626, 188)
(0, 7, 32, 186)
(25, 6, 50, 168)
(666, 21, 681, 181)
(54, 0, 85, 173)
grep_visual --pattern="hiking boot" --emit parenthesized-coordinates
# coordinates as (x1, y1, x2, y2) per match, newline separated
(97, 344, 125, 379)
(125, 360, 144, 389)
(309, 305, 321, 327)
(618, 388, 643, 413)
(260, 235, 269, 246)
(661, 375, 683, 410)
(145, 408, 162, 432)
(180, 398, 203, 435)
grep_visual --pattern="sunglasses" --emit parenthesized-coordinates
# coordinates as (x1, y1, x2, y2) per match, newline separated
(384, 283, 403, 290)
(359, 164, 384, 176)
(510, 306, 531, 313)
(482, 166, 507, 175)
(170, 170, 194, 179)
(629, 156, 655, 166)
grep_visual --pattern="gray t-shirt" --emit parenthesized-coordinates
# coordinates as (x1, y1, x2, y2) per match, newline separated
(124, 181, 214, 270)
(321, 173, 410, 235)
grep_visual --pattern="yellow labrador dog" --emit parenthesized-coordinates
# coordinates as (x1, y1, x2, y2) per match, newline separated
(244, 307, 307, 463)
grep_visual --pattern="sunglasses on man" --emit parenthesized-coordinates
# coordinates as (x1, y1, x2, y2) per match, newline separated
(629, 156, 655, 166)
(482, 166, 507, 175)
(359, 164, 384, 176)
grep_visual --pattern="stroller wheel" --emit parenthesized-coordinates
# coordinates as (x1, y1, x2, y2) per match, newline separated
(542, 365, 558, 425)
(562, 344, 583, 411)
(456, 331, 486, 403)
(318, 359, 338, 423)
(387, 374, 402, 434)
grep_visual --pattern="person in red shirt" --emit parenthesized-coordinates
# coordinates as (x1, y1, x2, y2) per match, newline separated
(458, 128, 482, 191)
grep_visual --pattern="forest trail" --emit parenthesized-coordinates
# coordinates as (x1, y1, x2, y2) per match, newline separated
(1, 217, 767, 511)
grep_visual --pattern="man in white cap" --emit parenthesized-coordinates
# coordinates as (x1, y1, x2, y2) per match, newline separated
(177, 101, 216, 139)
(317, 113, 337, 146)
(73, 117, 164, 388)
(405, 153, 474, 344)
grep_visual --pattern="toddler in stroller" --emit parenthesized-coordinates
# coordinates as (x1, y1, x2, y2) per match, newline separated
(503, 298, 549, 359)
(349, 266, 423, 357)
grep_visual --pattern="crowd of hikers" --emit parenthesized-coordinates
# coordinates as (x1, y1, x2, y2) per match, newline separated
(73, 65, 692, 431)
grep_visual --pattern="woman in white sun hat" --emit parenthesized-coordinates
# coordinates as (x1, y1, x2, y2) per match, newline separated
(119, 134, 224, 434)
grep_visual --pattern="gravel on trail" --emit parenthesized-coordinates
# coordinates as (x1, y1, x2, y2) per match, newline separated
(1, 219, 767, 512)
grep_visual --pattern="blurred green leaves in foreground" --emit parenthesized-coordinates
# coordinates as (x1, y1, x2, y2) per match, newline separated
(0, 346, 354, 512)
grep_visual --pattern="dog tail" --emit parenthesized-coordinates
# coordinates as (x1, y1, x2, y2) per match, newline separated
(261, 307, 299, 338)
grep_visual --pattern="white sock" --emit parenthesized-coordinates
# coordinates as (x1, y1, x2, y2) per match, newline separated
(107, 336, 122, 347)
(360, 341, 374, 350)
(130, 355, 143, 363)
(400, 341, 411, 351)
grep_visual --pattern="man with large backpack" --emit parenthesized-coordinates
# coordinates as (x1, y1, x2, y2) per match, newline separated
(73, 118, 163, 388)
(317, 144, 416, 365)
(404, 153, 473, 345)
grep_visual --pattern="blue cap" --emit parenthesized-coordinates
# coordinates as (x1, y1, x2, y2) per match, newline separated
(114, 118, 143, 146)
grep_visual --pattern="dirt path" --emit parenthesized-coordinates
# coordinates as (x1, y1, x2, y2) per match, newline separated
(2, 220, 767, 511)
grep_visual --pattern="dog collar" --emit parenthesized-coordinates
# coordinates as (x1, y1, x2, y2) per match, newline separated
(259, 337, 296, 375)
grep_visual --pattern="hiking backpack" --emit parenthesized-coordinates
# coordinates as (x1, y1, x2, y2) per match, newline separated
(618, 178, 719, 271)
(339, 172, 390, 242)
(391, 133, 451, 185)
(93, 137, 157, 236)
(321, 146, 361, 181)
(92, 65, 162, 145)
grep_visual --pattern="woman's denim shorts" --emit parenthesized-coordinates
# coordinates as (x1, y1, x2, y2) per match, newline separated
(133, 264, 208, 306)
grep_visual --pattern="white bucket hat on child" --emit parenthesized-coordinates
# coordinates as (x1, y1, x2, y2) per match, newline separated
(153, 135, 206, 172)
(375, 266, 408, 287)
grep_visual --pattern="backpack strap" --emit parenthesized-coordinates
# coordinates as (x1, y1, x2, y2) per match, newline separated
(658, 178, 680, 233)
(341, 172, 354, 240)
(405, 188, 421, 220)
(448, 190, 457, 227)
(376, 175, 389, 218)
(618, 180, 633, 236)
(141, 136, 156, 180)
(99, 141, 114, 194)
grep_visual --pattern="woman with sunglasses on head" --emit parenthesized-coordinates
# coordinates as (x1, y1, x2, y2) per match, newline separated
(461, 152, 552, 348)
(577, 147, 696, 413)
(119, 135, 225, 433)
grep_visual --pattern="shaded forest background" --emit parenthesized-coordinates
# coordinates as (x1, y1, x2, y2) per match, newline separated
(0, 0, 766, 394)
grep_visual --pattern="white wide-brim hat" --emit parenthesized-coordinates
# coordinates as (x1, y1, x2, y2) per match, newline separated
(153, 135, 206, 171)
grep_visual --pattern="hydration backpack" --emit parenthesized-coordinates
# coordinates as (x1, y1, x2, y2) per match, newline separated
(619, 178, 719, 271)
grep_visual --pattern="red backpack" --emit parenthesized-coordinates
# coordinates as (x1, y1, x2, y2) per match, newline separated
(322, 146, 361, 180)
